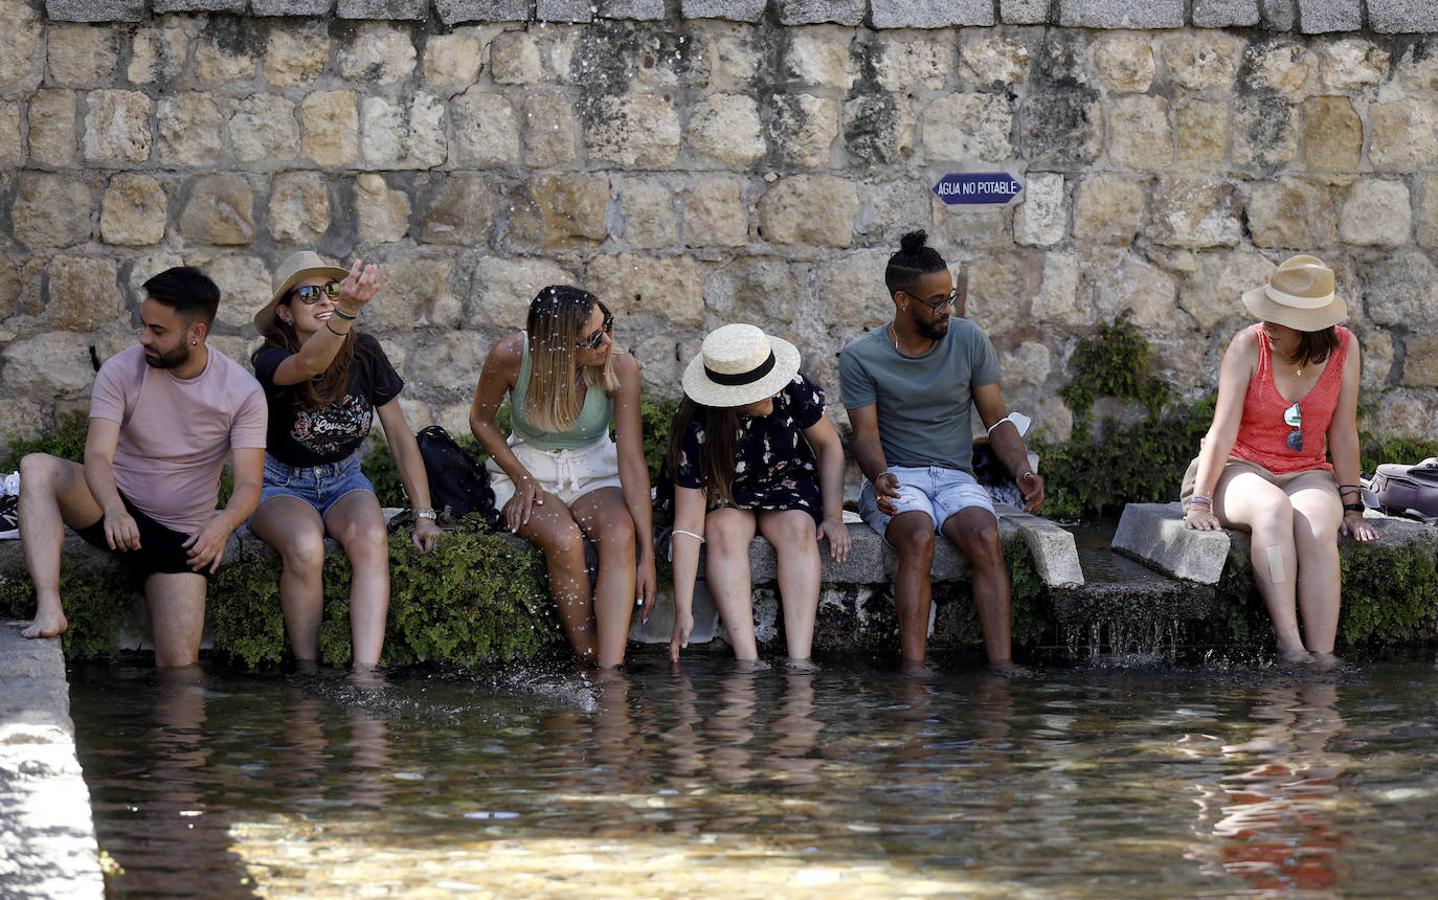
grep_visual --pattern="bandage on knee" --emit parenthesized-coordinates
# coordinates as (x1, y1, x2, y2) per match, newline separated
(1264, 545, 1287, 584)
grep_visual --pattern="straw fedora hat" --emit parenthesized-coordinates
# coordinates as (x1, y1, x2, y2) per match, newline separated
(682, 324, 802, 408)
(1241, 255, 1348, 332)
(253, 251, 351, 331)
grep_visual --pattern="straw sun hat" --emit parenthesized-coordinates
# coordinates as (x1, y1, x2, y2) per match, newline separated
(682, 324, 802, 408)
(1241, 254, 1348, 332)
(253, 250, 351, 331)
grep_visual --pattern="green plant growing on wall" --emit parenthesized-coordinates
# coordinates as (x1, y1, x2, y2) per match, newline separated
(2, 411, 90, 467)
(1031, 318, 1213, 520)
(209, 520, 559, 671)
(0, 564, 138, 661)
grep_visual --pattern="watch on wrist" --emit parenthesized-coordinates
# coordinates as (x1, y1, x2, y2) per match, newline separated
(415, 507, 438, 521)
(1342, 502, 1365, 514)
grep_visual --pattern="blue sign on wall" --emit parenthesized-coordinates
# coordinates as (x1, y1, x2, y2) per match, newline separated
(932, 172, 1024, 206)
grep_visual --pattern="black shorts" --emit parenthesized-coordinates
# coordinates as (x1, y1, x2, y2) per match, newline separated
(74, 493, 210, 578)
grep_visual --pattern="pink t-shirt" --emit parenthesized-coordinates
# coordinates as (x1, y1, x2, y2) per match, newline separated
(89, 344, 267, 534)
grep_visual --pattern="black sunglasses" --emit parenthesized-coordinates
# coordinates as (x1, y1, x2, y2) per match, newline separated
(906, 288, 960, 314)
(577, 306, 615, 350)
(291, 283, 340, 305)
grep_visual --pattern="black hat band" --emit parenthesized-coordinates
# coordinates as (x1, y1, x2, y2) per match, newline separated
(704, 350, 776, 386)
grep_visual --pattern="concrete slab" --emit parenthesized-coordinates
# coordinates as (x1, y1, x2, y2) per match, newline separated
(1114, 503, 1438, 586)
(1112, 502, 1232, 584)
(0, 623, 105, 899)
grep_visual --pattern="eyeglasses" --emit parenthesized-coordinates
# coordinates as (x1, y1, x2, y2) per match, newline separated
(1284, 402, 1303, 452)
(577, 306, 615, 350)
(291, 283, 340, 305)
(906, 289, 961, 314)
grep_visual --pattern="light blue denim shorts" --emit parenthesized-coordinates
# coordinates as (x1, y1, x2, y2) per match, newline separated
(260, 451, 375, 518)
(858, 465, 996, 536)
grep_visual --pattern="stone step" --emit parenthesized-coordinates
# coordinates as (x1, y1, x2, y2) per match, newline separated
(1113, 501, 1438, 584)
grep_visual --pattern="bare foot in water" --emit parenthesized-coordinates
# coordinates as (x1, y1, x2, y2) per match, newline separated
(988, 660, 1033, 678)
(21, 607, 67, 639)
(1310, 652, 1343, 672)
(1278, 647, 1316, 667)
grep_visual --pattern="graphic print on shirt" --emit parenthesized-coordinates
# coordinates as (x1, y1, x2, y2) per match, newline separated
(289, 392, 372, 458)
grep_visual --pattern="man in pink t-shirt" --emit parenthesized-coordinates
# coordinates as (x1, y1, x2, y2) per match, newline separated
(19, 267, 267, 668)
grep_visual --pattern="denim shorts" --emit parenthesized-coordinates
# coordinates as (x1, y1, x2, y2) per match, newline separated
(260, 452, 375, 518)
(859, 465, 996, 536)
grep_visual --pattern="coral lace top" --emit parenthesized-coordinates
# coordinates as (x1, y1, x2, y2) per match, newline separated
(1231, 324, 1351, 475)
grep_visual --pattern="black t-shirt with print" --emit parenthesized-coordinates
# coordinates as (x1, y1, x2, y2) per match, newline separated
(253, 333, 404, 468)
(671, 373, 827, 522)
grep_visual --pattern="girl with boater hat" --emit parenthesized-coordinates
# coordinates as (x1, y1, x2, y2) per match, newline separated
(666, 324, 850, 664)
(250, 251, 441, 671)
(469, 286, 656, 668)
(1182, 255, 1377, 669)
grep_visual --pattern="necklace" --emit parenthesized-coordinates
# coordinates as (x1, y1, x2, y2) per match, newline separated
(887, 323, 899, 351)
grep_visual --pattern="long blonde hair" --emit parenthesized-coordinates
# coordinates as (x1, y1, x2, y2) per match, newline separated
(523, 286, 619, 433)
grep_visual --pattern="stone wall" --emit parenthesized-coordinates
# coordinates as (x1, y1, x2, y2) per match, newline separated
(3, 0, 1438, 446)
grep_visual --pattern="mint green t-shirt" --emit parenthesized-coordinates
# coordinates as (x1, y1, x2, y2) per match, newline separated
(838, 318, 1002, 474)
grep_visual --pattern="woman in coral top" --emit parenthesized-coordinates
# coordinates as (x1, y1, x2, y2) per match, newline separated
(1182, 255, 1377, 669)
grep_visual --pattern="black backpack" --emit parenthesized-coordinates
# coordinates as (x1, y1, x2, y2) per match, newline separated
(1370, 459, 1438, 524)
(415, 426, 501, 530)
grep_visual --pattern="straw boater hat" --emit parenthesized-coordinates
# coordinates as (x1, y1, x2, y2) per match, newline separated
(253, 250, 351, 331)
(682, 324, 802, 408)
(1241, 254, 1348, 332)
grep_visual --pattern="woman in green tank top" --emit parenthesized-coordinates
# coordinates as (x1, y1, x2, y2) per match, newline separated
(469, 286, 656, 668)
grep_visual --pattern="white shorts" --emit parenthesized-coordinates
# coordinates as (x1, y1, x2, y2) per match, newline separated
(487, 433, 623, 508)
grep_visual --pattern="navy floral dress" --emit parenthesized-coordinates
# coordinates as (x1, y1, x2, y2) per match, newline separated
(673, 374, 827, 523)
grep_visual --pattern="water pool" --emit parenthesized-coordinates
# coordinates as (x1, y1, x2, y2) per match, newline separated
(70, 654, 1438, 897)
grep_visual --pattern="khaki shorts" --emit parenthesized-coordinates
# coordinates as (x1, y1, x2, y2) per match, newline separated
(487, 433, 623, 509)
(1180, 455, 1338, 509)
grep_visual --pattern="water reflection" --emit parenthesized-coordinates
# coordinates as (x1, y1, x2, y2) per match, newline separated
(68, 659, 1438, 897)
(1193, 683, 1354, 892)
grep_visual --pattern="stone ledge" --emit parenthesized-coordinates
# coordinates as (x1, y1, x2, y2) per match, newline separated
(0, 508, 1082, 653)
(1113, 501, 1438, 584)
(29, 0, 1435, 32)
(0, 624, 105, 900)
(1113, 502, 1232, 584)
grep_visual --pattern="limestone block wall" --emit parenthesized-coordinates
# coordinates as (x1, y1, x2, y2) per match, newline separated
(2, 0, 1438, 445)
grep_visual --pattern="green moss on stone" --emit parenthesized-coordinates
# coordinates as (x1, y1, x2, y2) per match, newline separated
(0, 562, 139, 662)
(210, 520, 560, 671)
(1201, 540, 1438, 650)
(1033, 318, 1213, 521)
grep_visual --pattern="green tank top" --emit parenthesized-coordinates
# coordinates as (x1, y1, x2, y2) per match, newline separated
(509, 332, 613, 451)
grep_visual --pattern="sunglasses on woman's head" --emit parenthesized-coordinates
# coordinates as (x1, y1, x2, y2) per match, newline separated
(1284, 402, 1303, 452)
(577, 308, 615, 350)
(291, 283, 340, 305)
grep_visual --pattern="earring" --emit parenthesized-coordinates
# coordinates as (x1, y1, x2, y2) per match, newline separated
(191, 339, 197, 346)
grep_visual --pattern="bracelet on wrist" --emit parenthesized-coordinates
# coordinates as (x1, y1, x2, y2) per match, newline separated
(1342, 502, 1365, 514)
(332, 307, 358, 321)
(415, 507, 437, 521)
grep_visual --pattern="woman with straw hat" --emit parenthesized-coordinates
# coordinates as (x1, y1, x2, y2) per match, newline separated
(469, 286, 656, 669)
(250, 251, 441, 671)
(1182, 255, 1377, 669)
(665, 324, 850, 665)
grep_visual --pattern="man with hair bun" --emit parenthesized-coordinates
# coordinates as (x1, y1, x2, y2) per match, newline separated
(839, 230, 1044, 672)
(17, 266, 267, 669)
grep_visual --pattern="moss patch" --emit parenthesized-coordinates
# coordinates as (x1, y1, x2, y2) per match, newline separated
(1032, 318, 1213, 521)
(210, 520, 560, 670)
